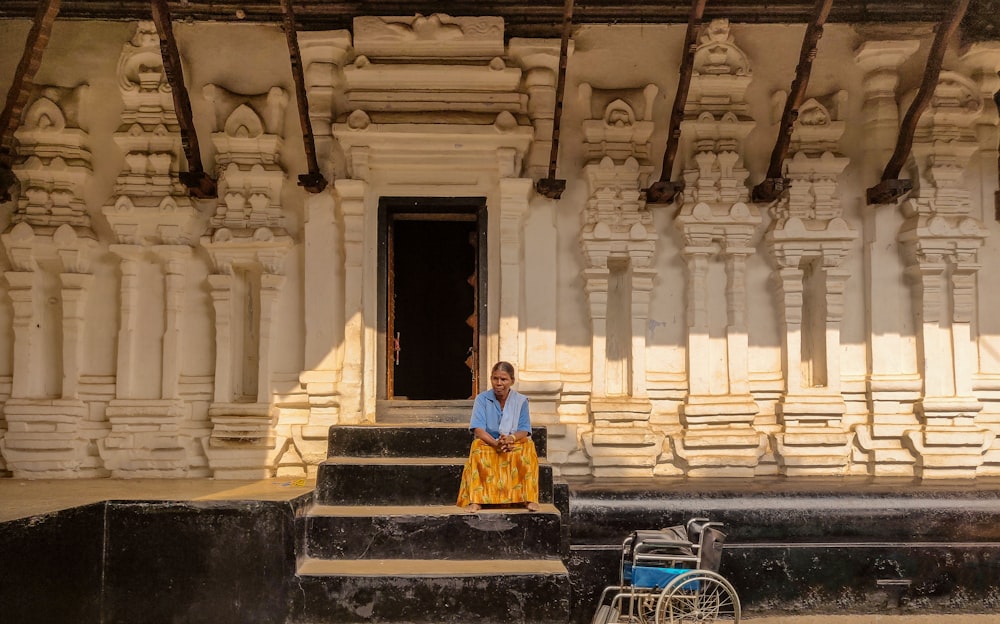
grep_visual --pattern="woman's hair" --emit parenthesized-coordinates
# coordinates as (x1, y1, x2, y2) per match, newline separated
(492, 361, 516, 379)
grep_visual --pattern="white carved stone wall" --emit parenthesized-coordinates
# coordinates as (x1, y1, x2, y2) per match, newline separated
(0, 15, 997, 480)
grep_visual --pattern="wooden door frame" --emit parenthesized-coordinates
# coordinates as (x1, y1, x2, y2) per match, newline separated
(376, 197, 488, 401)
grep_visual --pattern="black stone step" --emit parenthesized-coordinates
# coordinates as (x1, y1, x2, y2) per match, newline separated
(301, 504, 563, 560)
(314, 458, 555, 506)
(327, 424, 548, 459)
(293, 558, 571, 624)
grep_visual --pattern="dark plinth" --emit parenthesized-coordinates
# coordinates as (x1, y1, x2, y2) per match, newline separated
(0, 504, 103, 623)
(564, 476, 1000, 622)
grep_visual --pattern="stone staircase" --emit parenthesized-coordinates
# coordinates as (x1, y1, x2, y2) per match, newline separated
(291, 423, 571, 623)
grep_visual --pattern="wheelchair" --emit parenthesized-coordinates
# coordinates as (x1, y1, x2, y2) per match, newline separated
(591, 517, 741, 624)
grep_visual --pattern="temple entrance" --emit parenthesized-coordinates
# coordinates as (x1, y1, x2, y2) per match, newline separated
(380, 198, 486, 401)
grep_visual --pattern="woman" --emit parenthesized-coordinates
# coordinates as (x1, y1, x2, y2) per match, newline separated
(456, 361, 540, 513)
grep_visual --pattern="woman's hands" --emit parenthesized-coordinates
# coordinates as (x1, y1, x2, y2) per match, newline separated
(495, 434, 517, 453)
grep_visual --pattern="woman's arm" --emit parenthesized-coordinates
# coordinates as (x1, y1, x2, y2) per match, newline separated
(473, 427, 500, 449)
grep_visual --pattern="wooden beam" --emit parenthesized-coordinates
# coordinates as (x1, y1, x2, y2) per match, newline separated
(280, 0, 327, 193)
(535, 0, 574, 199)
(645, 0, 707, 205)
(150, 0, 216, 199)
(751, 0, 834, 204)
(866, 0, 970, 205)
(0, 0, 61, 203)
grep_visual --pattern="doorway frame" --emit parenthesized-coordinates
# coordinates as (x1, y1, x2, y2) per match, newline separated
(376, 196, 488, 401)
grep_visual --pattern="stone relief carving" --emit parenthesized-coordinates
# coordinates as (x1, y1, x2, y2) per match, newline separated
(199, 84, 292, 478)
(672, 18, 766, 477)
(98, 22, 206, 477)
(897, 70, 993, 477)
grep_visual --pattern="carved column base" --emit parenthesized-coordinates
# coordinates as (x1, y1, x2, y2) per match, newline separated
(1, 398, 102, 478)
(584, 430, 663, 477)
(584, 398, 659, 476)
(905, 427, 995, 479)
(683, 394, 757, 423)
(778, 394, 846, 423)
(674, 427, 768, 477)
(298, 370, 342, 462)
(100, 399, 190, 477)
(775, 428, 855, 476)
(545, 423, 591, 476)
(853, 425, 917, 477)
(203, 403, 285, 478)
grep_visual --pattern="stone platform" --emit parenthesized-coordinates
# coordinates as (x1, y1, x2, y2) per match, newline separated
(4, 430, 1000, 623)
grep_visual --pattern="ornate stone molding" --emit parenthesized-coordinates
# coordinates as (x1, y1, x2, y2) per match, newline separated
(578, 85, 662, 476)
(896, 70, 991, 477)
(199, 84, 293, 478)
(764, 91, 857, 475)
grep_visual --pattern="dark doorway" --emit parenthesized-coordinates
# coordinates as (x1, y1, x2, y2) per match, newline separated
(382, 200, 485, 400)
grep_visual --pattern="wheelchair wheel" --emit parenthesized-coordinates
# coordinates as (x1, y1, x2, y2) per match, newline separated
(654, 570, 740, 623)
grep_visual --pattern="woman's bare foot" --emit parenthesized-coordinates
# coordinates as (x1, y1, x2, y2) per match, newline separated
(466, 503, 482, 513)
(525, 501, 539, 512)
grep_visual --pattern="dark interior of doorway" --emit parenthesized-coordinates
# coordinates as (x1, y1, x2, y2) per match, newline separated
(391, 215, 478, 400)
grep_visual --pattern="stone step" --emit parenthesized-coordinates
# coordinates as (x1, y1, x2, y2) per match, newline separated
(327, 424, 549, 459)
(293, 557, 571, 624)
(376, 399, 472, 424)
(314, 457, 555, 506)
(300, 504, 563, 560)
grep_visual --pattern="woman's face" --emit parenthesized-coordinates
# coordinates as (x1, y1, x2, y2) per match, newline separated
(491, 370, 514, 399)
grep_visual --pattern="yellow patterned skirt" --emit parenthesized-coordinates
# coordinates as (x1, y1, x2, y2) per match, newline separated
(456, 438, 539, 507)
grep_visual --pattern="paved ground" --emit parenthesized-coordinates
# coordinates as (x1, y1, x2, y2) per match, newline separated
(0, 477, 315, 521)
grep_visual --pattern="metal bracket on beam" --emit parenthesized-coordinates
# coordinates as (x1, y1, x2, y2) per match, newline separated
(298, 172, 328, 194)
(645, 180, 685, 205)
(866, 0, 968, 207)
(535, 178, 567, 199)
(866, 179, 913, 205)
(0, 159, 16, 204)
(179, 171, 217, 200)
(535, 0, 574, 202)
(751, 177, 789, 203)
(152, 0, 216, 200)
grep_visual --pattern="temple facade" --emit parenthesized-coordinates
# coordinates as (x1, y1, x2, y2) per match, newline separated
(1, 12, 999, 482)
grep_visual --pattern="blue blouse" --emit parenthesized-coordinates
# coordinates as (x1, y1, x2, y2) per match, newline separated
(469, 388, 531, 438)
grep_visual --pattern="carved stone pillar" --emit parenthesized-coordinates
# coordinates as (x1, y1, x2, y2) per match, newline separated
(765, 95, 858, 475)
(669, 19, 765, 476)
(97, 22, 204, 477)
(961, 43, 1000, 474)
(498, 178, 531, 365)
(200, 85, 292, 478)
(853, 40, 922, 476)
(0, 83, 100, 478)
(298, 32, 351, 462)
(334, 178, 369, 424)
(897, 71, 993, 478)
(576, 86, 662, 476)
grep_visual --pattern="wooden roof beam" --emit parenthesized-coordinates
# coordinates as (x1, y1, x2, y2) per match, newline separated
(0, 0, 61, 203)
(866, 0, 970, 205)
(281, 0, 327, 194)
(535, 0, 574, 199)
(751, 0, 833, 203)
(646, 0, 707, 205)
(151, 0, 216, 199)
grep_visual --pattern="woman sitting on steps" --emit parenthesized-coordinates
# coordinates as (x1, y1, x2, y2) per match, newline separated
(456, 361, 540, 513)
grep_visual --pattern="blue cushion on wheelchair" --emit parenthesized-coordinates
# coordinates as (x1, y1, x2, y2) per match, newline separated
(630, 566, 699, 590)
